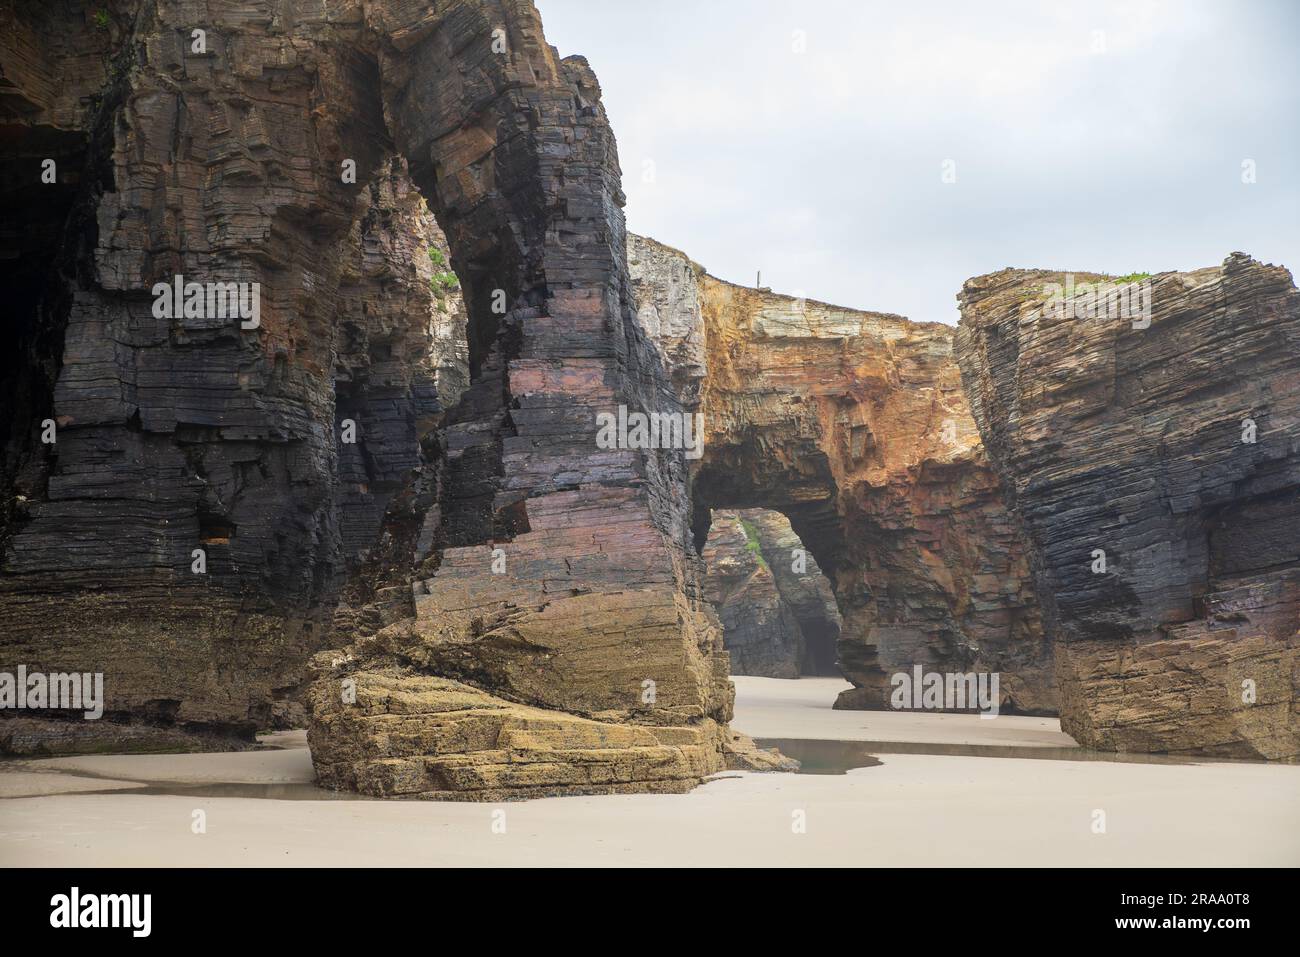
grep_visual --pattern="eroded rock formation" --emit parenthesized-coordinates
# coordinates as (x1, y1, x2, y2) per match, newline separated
(4, 0, 1288, 782)
(702, 508, 840, 677)
(628, 235, 1054, 715)
(956, 255, 1300, 759)
(2, 0, 395, 745)
(0, 0, 749, 793)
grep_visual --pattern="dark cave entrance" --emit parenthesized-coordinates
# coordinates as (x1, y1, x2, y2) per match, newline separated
(0, 121, 88, 549)
(689, 441, 852, 681)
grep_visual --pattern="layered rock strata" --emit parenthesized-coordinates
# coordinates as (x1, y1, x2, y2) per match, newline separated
(7, 0, 1282, 778)
(1, 0, 747, 794)
(628, 235, 1054, 714)
(2, 0, 394, 743)
(956, 255, 1300, 759)
(702, 508, 840, 677)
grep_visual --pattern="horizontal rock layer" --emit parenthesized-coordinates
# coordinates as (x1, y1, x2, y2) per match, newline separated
(308, 666, 726, 801)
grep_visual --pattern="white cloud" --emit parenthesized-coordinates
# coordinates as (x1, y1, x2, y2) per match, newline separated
(538, 0, 1300, 324)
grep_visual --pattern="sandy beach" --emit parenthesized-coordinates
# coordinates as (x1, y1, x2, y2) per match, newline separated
(2, 677, 1298, 867)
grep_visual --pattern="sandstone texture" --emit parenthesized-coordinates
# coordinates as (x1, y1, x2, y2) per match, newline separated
(702, 508, 840, 677)
(628, 235, 1054, 715)
(956, 254, 1300, 759)
(308, 666, 726, 801)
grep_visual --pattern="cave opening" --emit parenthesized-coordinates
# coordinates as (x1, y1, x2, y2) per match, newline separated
(688, 438, 854, 683)
(0, 122, 88, 551)
(700, 506, 842, 679)
(329, 157, 475, 592)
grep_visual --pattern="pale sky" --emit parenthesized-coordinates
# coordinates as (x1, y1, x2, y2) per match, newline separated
(536, 0, 1300, 324)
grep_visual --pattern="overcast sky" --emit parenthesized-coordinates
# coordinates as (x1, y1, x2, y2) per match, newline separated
(535, 0, 1299, 324)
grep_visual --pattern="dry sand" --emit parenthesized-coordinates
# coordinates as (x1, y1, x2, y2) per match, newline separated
(2, 678, 1297, 867)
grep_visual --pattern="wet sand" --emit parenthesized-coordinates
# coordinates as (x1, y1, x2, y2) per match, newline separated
(2, 678, 1298, 867)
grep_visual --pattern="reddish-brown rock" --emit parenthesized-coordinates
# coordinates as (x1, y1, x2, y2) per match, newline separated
(628, 235, 1053, 714)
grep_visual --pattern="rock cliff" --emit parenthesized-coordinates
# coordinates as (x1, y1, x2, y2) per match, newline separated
(2, 0, 399, 743)
(4, 0, 1290, 779)
(1, 0, 748, 793)
(956, 255, 1300, 759)
(628, 235, 1054, 715)
(702, 508, 841, 677)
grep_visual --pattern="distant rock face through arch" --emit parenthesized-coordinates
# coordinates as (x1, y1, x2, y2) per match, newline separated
(702, 508, 842, 679)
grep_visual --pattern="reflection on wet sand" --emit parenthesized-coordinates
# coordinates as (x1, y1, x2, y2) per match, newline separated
(755, 737, 1250, 775)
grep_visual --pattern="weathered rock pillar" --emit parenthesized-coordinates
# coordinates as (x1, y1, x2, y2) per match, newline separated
(956, 255, 1300, 759)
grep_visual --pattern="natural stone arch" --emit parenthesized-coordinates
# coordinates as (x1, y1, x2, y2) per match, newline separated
(627, 235, 1055, 715)
(701, 507, 842, 678)
(304, 2, 746, 798)
(0, 1, 737, 787)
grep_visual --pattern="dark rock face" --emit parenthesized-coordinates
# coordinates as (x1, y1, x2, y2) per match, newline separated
(0, 0, 747, 793)
(2, 0, 393, 740)
(956, 255, 1300, 758)
(702, 509, 840, 677)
